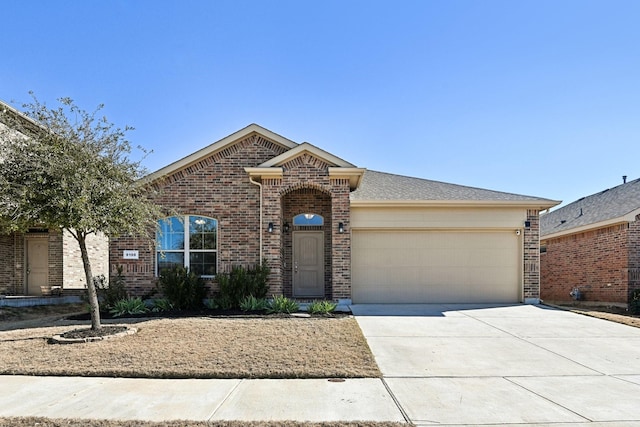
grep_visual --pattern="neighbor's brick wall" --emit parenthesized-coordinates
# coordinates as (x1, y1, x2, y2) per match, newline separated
(0, 234, 15, 294)
(626, 216, 640, 297)
(63, 230, 109, 289)
(0, 231, 64, 295)
(109, 134, 289, 296)
(541, 223, 630, 304)
(48, 230, 64, 289)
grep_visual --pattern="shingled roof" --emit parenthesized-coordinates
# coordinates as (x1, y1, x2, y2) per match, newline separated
(350, 170, 559, 208)
(540, 177, 640, 238)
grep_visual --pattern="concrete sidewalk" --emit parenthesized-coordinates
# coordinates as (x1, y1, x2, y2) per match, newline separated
(4, 304, 640, 426)
(0, 375, 404, 423)
(353, 303, 640, 426)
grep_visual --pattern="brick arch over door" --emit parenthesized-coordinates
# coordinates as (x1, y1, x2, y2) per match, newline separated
(281, 187, 333, 299)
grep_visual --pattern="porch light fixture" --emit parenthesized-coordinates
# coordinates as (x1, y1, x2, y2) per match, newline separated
(524, 221, 531, 228)
(338, 222, 345, 234)
(268, 222, 274, 233)
(283, 222, 290, 232)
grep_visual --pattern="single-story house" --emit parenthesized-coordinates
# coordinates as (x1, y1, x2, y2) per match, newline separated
(110, 124, 559, 304)
(0, 100, 109, 297)
(540, 177, 640, 306)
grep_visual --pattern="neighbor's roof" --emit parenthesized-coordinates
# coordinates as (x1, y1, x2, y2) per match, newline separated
(351, 170, 560, 208)
(541, 177, 640, 239)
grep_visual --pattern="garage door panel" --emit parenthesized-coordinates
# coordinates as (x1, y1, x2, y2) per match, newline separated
(352, 230, 520, 304)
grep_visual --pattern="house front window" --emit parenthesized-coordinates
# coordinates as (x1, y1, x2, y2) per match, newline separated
(156, 215, 217, 277)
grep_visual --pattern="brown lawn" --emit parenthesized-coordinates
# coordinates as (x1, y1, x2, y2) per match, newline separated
(0, 316, 380, 379)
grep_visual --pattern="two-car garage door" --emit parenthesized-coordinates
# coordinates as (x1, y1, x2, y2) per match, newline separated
(351, 230, 521, 304)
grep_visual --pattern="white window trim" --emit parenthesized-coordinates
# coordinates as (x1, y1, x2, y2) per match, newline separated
(156, 215, 218, 278)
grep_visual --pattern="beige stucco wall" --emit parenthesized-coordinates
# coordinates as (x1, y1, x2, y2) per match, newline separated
(351, 206, 527, 230)
(63, 230, 109, 289)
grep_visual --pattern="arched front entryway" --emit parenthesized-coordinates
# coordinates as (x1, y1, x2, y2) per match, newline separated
(281, 187, 333, 299)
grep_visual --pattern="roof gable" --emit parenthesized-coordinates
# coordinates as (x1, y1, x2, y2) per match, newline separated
(258, 142, 355, 168)
(541, 178, 640, 238)
(144, 124, 298, 183)
(351, 170, 560, 208)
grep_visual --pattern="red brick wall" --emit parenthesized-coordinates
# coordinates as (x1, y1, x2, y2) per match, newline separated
(0, 234, 15, 294)
(541, 223, 631, 304)
(0, 230, 64, 295)
(281, 188, 332, 298)
(523, 209, 541, 302)
(628, 216, 640, 296)
(262, 153, 352, 301)
(110, 134, 290, 296)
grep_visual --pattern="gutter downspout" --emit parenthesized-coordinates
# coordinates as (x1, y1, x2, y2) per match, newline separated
(249, 176, 263, 261)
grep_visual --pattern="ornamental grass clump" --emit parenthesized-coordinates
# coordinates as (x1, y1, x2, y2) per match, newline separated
(239, 295, 269, 312)
(267, 295, 300, 314)
(109, 297, 149, 317)
(308, 300, 338, 315)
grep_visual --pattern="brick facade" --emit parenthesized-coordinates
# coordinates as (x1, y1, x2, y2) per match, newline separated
(523, 209, 541, 302)
(541, 218, 640, 305)
(109, 135, 353, 301)
(0, 229, 107, 296)
(62, 230, 109, 289)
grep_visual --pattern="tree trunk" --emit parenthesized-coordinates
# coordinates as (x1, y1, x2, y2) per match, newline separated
(77, 232, 101, 330)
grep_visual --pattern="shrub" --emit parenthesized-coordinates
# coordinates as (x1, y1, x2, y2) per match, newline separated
(205, 295, 234, 310)
(216, 260, 270, 308)
(94, 265, 128, 309)
(308, 300, 338, 315)
(109, 297, 149, 317)
(239, 295, 268, 312)
(630, 289, 640, 314)
(267, 295, 299, 314)
(151, 298, 174, 313)
(157, 266, 207, 310)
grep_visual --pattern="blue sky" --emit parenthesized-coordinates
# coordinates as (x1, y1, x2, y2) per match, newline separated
(3, 0, 639, 209)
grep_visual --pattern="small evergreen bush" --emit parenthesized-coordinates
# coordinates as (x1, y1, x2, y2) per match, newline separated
(157, 266, 207, 310)
(94, 265, 128, 309)
(216, 260, 270, 308)
(630, 289, 640, 314)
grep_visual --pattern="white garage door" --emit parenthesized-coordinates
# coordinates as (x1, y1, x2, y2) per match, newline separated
(352, 230, 520, 304)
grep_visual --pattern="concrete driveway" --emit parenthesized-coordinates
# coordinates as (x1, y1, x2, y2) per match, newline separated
(352, 303, 640, 426)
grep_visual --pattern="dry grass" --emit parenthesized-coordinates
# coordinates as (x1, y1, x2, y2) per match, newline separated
(0, 316, 380, 379)
(0, 418, 409, 427)
(550, 303, 640, 328)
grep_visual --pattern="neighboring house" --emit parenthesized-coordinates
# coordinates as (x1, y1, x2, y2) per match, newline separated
(111, 124, 558, 304)
(540, 177, 640, 306)
(0, 100, 109, 296)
